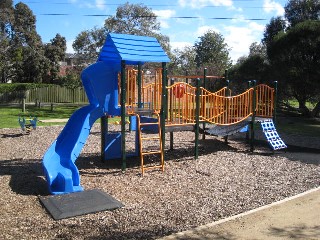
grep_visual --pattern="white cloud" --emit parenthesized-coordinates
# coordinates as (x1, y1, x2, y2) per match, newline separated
(196, 25, 220, 37)
(170, 41, 193, 50)
(153, 10, 176, 29)
(95, 0, 106, 10)
(179, 0, 233, 8)
(263, 0, 285, 16)
(223, 22, 265, 62)
(153, 10, 176, 18)
(80, 0, 106, 10)
(66, 39, 75, 53)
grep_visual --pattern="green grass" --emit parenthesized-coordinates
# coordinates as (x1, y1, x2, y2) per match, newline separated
(1, 105, 319, 138)
(0, 104, 119, 129)
(286, 99, 315, 109)
(276, 116, 320, 137)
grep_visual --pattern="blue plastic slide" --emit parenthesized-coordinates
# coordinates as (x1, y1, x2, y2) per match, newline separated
(42, 61, 120, 194)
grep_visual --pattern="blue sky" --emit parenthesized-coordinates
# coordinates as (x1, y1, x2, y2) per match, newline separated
(13, 0, 287, 62)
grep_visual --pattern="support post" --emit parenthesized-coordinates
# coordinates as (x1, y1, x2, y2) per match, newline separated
(195, 78, 201, 159)
(161, 62, 167, 157)
(225, 69, 230, 96)
(170, 78, 174, 150)
(246, 81, 252, 142)
(224, 69, 230, 143)
(137, 63, 142, 109)
(250, 80, 257, 152)
(100, 114, 107, 162)
(185, 70, 188, 84)
(121, 60, 126, 171)
(273, 81, 278, 125)
(202, 68, 207, 140)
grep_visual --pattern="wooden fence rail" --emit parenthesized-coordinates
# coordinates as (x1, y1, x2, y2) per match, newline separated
(0, 85, 88, 104)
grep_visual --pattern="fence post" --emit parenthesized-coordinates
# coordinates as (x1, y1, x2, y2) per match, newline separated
(22, 98, 26, 112)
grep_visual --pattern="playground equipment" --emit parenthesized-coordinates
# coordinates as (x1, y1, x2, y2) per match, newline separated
(42, 33, 170, 194)
(19, 116, 37, 134)
(260, 119, 287, 150)
(42, 33, 286, 195)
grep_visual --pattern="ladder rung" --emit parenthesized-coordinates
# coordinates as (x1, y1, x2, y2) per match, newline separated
(140, 122, 159, 126)
(142, 151, 162, 155)
(141, 136, 160, 140)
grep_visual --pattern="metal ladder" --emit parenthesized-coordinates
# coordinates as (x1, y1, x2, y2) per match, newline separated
(135, 113, 164, 175)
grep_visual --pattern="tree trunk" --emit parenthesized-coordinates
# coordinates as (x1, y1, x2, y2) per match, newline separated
(311, 101, 320, 118)
(298, 100, 311, 117)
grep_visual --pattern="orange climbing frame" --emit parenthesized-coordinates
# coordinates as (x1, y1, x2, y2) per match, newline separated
(120, 68, 275, 126)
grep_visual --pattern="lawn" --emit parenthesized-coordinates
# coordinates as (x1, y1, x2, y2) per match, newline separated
(0, 104, 118, 129)
(276, 116, 320, 137)
(0, 104, 82, 128)
(1, 105, 319, 138)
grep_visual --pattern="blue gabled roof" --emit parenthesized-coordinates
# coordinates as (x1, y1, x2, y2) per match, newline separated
(98, 33, 170, 65)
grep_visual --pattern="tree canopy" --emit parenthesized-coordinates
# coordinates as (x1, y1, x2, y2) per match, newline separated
(285, 0, 320, 27)
(0, 1, 67, 84)
(268, 20, 320, 117)
(194, 30, 231, 76)
(73, 3, 171, 65)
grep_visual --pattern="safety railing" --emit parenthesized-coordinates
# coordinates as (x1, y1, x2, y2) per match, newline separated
(255, 84, 274, 118)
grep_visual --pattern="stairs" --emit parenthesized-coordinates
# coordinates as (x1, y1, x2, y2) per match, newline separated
(135, 113, 164, 175)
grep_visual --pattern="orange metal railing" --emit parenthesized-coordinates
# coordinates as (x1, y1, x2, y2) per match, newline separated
(255, 84, 274, 118)
(201, 88, 253, 125)
(118, 68, 274, 126)
(166, 82, 197, 125)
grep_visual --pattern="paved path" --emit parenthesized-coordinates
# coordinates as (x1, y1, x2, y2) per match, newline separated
(159, 187, 320, 240)
(39, 118, 69, 123)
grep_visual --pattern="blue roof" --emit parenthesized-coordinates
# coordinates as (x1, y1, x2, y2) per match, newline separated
(98, 33, 170, 65)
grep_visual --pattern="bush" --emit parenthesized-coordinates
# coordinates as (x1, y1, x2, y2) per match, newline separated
(0, 83, 50, 94)
(0, 83, 52, 103)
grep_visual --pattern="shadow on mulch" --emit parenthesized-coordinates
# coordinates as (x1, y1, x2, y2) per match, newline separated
(76, 137, 240, 174)
(0, 133, 25, 138)
(55, 226, 180, 240)
(0, 158, 49, 196)
(244, 138, 320, 165)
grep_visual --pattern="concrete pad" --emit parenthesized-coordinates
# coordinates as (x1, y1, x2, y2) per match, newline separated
(159, 187, 320, 240)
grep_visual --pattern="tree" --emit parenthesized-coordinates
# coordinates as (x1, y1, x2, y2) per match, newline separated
(104, 2, 159, 36)
(194, 30, 231, 88)
(268, 20, 320, 117)
(0, 0, 14, 83)
(285, 0, 320, 27)
(73, 3, 171, 65)
(171, 46, 197, 75)
(229, 42, 271, 93)
(72, 27, 105, 65)
(262, 16, 286, 46)
(11, 2, 46, 83)
(44, 34, 67, 82)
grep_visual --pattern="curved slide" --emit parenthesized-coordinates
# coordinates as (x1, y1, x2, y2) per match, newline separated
(42, 61, 120, 194)
(43, 105, 103, 194)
